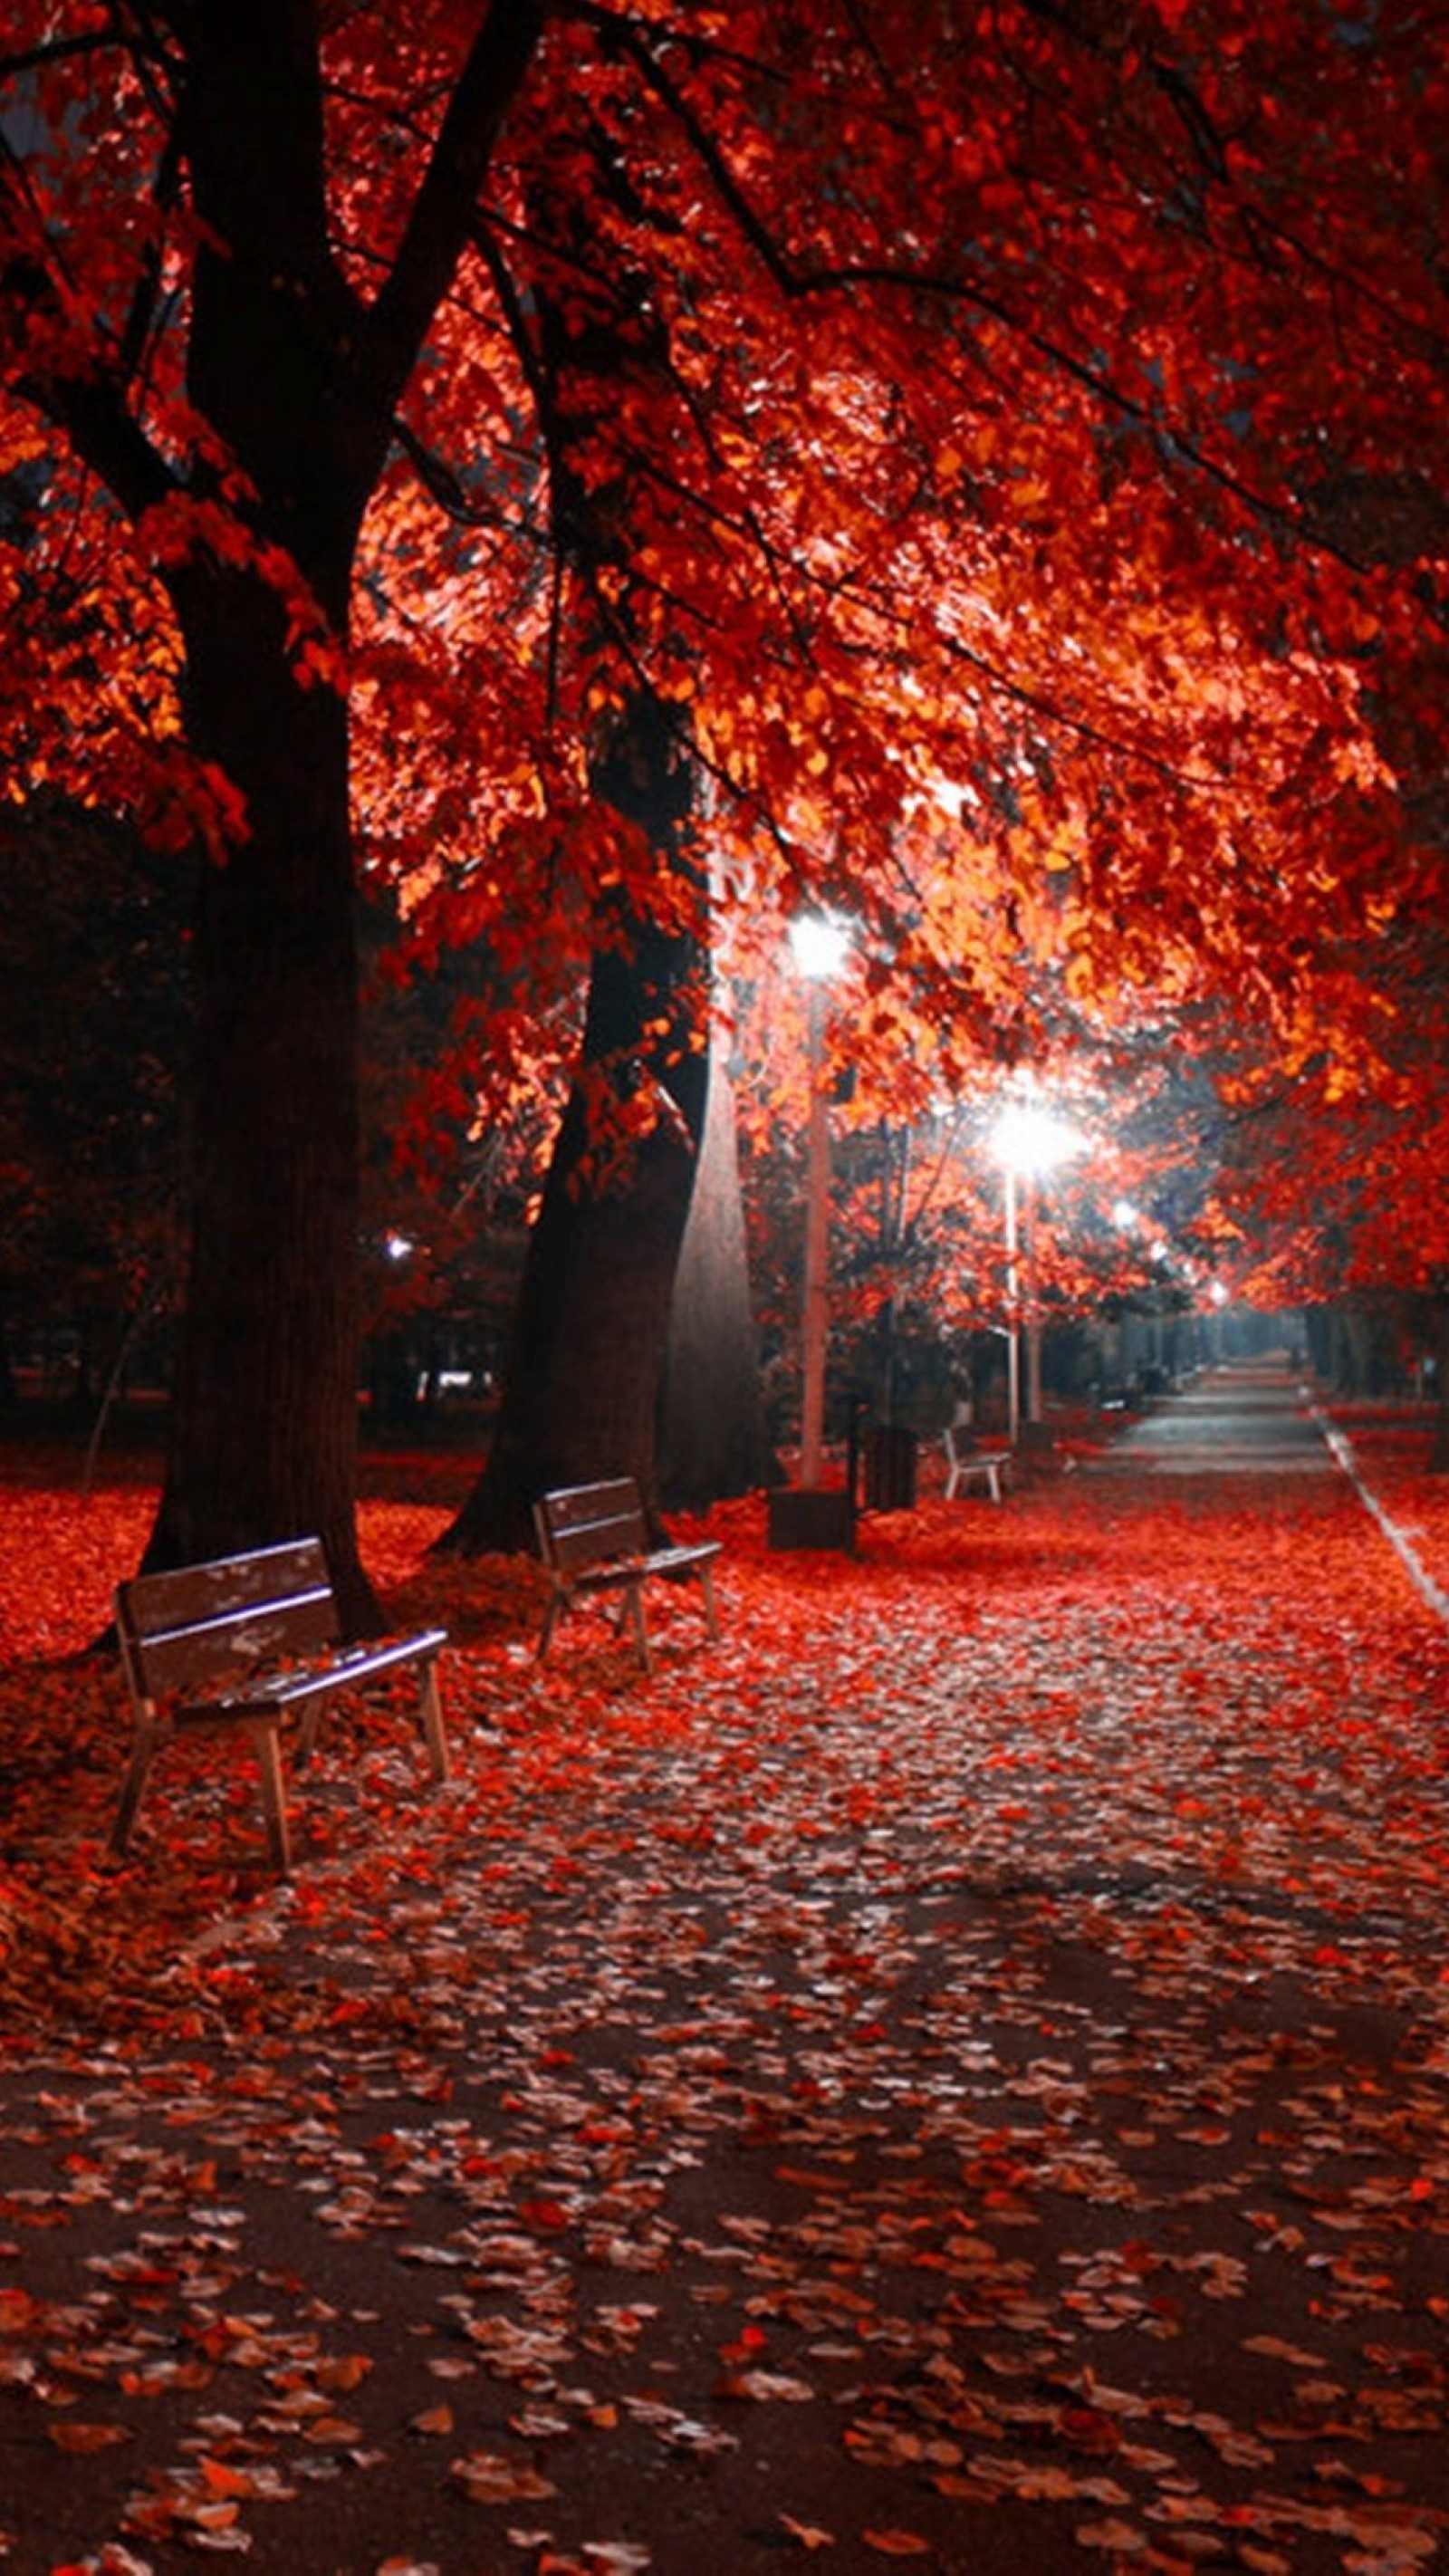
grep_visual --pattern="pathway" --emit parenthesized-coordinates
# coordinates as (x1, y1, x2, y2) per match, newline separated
(1101, 1359, 1330, 1475)
(2, 1404, 1448, 2576)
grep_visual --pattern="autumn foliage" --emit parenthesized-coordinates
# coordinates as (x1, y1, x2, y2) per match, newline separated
(2, 2, 1447, 1568)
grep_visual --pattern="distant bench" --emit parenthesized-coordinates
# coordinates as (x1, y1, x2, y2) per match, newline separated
(943, 1427, 1012, 1504)
(533, 1477, 721, 1674)
(110, 1536, 450, 1876)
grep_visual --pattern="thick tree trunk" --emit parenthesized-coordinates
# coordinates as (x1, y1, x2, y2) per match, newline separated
(658, 1051, 775, 1507)
(144, 575, 374, 1629)
(442, 704, 706, 1555)
(13, 5, 548, 1632)
(443, 1054, 700, 1554)
(1429, 1294, 1449, 1475)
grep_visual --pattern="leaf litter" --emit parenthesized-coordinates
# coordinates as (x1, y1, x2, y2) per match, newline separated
(1, 1405, 1448, 2571)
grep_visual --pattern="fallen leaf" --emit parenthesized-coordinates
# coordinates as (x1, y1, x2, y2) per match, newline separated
(48, 2420, 133, 2453)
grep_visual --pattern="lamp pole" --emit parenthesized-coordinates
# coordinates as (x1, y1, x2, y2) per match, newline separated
(790, 913, 850, 1487)
(1023, 1182, 1046, 1427)
(800, 975, 830, 1486)
(1003, 1162, 1021, 1449)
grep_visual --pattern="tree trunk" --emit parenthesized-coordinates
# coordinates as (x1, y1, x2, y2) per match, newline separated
(658, 1050, 775, 1507)
(442, 702, 707, 1555)
(1430, 1294, 1449, 1475)
(144, 573, 375, 1626)
(11, 4, 548, 1630)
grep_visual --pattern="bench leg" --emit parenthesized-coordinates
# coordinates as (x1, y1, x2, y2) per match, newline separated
(252, 1722, 293, 1875)
(623, 1580, 652, 1674)
(417, 1658, 450, 1783)
(110, 1720, 159, 1858)
(536, 1585, 567, 1662)
(697, 1562, 720, 1643)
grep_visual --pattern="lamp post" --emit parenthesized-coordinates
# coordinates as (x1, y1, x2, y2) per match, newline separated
(989, 1101, 1081, 1447)
(790, 911, 851, 1486)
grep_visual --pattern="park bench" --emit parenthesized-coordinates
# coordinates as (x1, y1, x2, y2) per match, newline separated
(533, 1476, 722, 1674)
(109, 1536, 450, 1876)
(943, 1427, 1012, 1503)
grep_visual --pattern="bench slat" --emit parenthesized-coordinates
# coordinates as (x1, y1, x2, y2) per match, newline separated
(203, 1626, 449, 1715)
(118, 1538, 332, 1636)
(547, 1512, 646, 1572)
(539, 1477, 639, 1529)
(120, 1589, 338, 1699)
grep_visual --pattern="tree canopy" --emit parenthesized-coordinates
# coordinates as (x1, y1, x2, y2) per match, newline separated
(2, 1, 1446, 1578)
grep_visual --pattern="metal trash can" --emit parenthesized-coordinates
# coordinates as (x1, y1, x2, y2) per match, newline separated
(864, 1423, 917, 1512)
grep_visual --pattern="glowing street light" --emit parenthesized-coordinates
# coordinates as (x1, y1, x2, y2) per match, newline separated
(789, 911, 851, 1487)
(988, 1100, 1082, 1447)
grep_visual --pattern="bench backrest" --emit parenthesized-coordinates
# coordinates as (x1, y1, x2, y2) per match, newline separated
(117, 1537, 339, 1705)
(534, 1478, 647, 1575)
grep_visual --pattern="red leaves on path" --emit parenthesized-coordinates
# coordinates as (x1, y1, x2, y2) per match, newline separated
(1, 1415, 1447, 2571)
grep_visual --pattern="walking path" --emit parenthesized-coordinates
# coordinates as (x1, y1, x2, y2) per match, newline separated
(1105, 1361, 1333, 1476)
(2, 1377, 1448, 2576)
(1108, 1356, 1449, 1633)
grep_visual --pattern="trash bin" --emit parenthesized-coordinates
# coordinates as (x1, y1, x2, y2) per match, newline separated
(864, 1423, 917, 1511)
(767, 1485, 857, 1552)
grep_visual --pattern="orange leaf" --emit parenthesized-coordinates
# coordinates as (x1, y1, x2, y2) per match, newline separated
(780, 2515, 836, 2550)
(198, 2456, 256, 2497)
(48, 2421, 132, 2454)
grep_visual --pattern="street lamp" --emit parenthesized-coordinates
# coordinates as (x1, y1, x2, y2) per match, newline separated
(789, 911, 851, 1487)
(988, 1100, 1082, 1447)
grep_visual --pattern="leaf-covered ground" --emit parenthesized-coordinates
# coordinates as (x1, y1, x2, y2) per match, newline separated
(2, 1368, 1448, 2575)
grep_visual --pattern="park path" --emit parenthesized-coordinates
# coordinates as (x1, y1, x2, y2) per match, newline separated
(1102, 1357, 1332, 1475)
(2, 1393, 1449, 2576)
(1102, 1356, 1449, 1634)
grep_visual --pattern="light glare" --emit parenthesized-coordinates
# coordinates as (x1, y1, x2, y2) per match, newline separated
(788, 911, 852, 981)
(990, 1101, 1082, 1177)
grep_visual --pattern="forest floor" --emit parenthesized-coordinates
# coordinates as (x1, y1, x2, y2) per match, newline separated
(2, 1364, 1448, 2576)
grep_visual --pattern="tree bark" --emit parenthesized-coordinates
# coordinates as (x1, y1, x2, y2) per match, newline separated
(657, 1050, 775, 1507)
(1429, 1294, 1449, 1475)
(442, 700, 707, 1554)
(144, 571, 373, 1623)
(11, 5, 546, 1630)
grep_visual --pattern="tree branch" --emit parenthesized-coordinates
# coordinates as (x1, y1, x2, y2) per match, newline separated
(360, 0, 547, 421)
(1, 138, 175, 520)
(585, 5, 1387, 583)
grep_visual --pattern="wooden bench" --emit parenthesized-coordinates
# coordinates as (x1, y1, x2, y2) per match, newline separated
(110, 1536, 450, 1876)
(943, 1428, 1012, 1503)
(533, 1477, 721, 1674)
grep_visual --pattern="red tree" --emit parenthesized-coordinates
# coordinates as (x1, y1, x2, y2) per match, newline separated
(3, 2, 1444, 1591)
